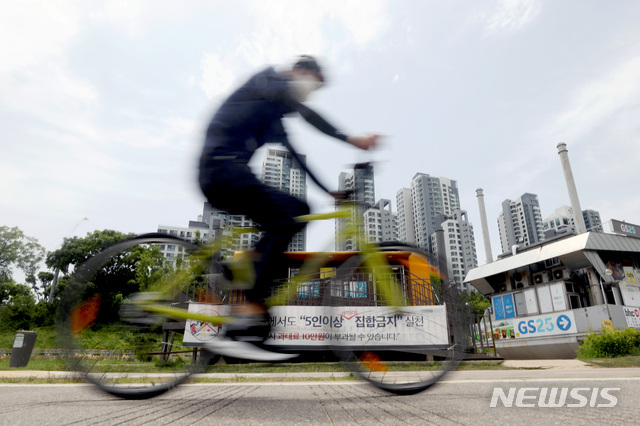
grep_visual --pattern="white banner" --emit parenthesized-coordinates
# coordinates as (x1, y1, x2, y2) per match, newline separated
(183, 304, 449, 348)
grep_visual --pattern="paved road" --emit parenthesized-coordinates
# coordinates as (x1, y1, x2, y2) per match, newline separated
(1, 369, 639, 425)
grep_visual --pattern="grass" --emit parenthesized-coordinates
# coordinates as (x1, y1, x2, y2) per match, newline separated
(0, 326, 58, 349)
(5, 326, 640, 386)
(579, 355, 640, 368)
(0, 357, 70, 371)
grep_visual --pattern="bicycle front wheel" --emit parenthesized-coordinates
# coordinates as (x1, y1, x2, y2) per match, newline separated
(329, 243, 467, 395)
(56, 233, 216, 399)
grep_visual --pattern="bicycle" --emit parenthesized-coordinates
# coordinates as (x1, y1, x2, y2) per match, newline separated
(57, 187, 468, 399)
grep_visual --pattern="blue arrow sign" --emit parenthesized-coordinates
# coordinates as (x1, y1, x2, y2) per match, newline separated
(556, 314, 571, 331)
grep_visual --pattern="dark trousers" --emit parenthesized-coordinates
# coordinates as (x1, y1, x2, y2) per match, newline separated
(199, 159, 309, 302)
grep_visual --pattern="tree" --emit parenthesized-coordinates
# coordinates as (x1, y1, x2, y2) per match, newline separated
(47, 230, 168, 324)
(46, 229, 134, 274)
(0, 281, 37, 331)
(36, 272, 55, 300)
(193, 230, 204, 247)
(0, 226, 45, 282)
(460, 290, 491, 317)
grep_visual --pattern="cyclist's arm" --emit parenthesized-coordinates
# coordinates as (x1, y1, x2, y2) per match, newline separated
(294, 103, 380, 150)
(294, 102, 349, 142)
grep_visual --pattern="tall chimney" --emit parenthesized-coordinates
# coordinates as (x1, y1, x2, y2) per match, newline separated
(475, 188, 494, 263)
(557, 142, 587, 233)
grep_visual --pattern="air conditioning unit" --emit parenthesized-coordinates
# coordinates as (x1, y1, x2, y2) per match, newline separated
(533, 273, 545, 285)
(512, 271, 529, 289)
(552, 268, 570, 281)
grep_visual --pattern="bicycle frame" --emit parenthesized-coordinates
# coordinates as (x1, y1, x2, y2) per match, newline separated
(139, 200, 417, 324)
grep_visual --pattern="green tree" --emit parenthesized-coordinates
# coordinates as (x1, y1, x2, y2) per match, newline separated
(0, 281, 37, 331)
(193, 230, 204, 247)
(46, 229, 134, 274)
(36, 272, 55, 300)
(0, 226, 45, 283)
(460, 290, 491, 317)
(47, 230, 168, 324)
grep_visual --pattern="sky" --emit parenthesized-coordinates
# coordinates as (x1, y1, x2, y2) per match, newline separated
(2, 0, 640, 281)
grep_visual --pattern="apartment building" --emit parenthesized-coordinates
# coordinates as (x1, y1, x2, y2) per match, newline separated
(498, 193, 544, 254)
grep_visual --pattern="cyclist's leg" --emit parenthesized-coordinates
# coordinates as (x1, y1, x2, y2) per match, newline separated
(245, 189, 309, 302)
(200, 160, 308, 335)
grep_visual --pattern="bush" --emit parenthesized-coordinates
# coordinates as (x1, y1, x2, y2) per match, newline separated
(0, 294, 36, 332)
(578, 327, 640, 358)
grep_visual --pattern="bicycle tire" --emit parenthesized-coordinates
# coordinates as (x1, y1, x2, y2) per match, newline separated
(56, 233, 217, 399)
(328, 243, 467, 395)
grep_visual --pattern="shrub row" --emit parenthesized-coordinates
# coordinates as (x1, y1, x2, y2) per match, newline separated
(578, 327, 640, 358)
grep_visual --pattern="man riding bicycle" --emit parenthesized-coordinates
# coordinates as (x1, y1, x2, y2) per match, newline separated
(198, 55, 380, 359)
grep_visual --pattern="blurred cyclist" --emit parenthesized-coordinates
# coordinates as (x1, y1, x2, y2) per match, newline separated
(198, 55, 380, 359)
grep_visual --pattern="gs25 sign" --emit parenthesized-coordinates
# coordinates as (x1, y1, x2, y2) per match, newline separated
(515, 312, 577, 337)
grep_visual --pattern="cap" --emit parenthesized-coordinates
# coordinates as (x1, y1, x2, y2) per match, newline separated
(293, 55, 325, 83)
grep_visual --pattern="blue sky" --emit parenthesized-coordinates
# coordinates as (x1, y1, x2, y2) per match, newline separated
(2, 0, 640, 277)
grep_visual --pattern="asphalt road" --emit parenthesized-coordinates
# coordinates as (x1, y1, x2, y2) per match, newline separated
(1, 369, 639, 425)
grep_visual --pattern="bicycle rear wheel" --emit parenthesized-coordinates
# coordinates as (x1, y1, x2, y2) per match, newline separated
(56, 233, 216, 399)
(329, 243, 467, 395)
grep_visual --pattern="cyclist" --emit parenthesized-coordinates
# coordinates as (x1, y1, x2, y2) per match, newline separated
(198, 55, 380, 359)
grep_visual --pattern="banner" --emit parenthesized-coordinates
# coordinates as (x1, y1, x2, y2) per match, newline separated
(183, 304, 449, 348)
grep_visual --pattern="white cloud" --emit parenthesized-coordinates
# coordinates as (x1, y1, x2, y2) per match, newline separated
(0, 0, 82, 73)
(0, 59, 99, 122)
(199, 52, 239, 100)
(0, 2, 99, 133)
(91, 0, 194, 38)
(198, 0, 390, 99)
(477, 0, 542, 36)
(550, 55, 640, 144)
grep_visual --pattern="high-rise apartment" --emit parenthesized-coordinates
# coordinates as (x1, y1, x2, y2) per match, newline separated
(542, 206, 604, 237)
(583, 209, 603, 233)
(431, 210, 478, 292)
(498, 193, 544, 254)
(262, 149, 307, 251)
(404, 173, 460, 252)
(395, 188, 415, 245)
(336, 163, 375, 251)
(363, 199, 398, 243)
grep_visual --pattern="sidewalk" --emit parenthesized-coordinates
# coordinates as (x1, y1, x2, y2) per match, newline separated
(0, 359, 599, 380)
(501, 359, 596, 370)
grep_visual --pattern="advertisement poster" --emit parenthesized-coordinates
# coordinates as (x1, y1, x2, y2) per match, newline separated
(624, 267, 637, 283)
(524, 288, 538, 314)
(537, 285, 554, 313)
(184, 304, 449, 348)
(550, 282, 567, 311)
(623, 306, 640, 328)
(183, 303, 226, 346)
(514, 292, 527, 316)
(502, 294, 515, 319)
(493, 295, 505, 320)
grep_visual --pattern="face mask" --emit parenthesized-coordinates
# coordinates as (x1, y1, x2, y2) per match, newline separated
(289, 74, 322, 102)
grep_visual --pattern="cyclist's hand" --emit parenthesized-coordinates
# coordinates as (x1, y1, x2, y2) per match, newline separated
(347, 134, 381, 151)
